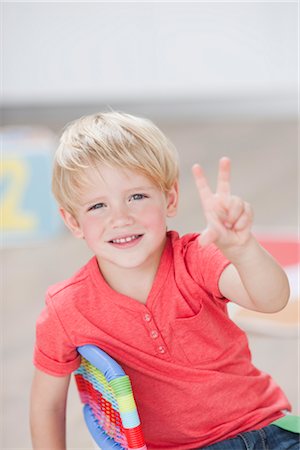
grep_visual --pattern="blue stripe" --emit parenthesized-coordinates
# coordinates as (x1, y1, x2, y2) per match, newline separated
(120, 410, 140, 429)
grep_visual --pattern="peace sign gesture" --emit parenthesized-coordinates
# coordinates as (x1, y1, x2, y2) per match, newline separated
(192, 157, 253, 250)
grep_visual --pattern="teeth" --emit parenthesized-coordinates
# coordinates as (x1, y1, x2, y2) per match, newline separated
(111, 235, 140, 244)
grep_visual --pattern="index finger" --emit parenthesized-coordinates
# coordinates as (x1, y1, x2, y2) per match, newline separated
(192, 163, 212, 208)
(216, 157, 231, 196)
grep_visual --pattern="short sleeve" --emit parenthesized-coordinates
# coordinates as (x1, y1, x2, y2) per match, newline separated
(196, 242, 231, 300)
(182, 234, 231, 301)
(33, 294, 81, 376)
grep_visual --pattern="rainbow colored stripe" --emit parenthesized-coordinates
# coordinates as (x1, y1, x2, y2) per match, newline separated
(74, 345, 147, 450)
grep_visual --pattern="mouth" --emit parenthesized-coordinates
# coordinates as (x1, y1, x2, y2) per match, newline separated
(108, 234, 143, 247)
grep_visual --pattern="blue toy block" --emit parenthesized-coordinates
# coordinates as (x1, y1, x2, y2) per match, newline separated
(1, 127, 62, 246)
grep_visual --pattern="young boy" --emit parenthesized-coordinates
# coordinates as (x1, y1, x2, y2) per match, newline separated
(30, 112, 298, 449)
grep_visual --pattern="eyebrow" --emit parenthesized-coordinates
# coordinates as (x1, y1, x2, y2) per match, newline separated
(128, 185, 157, 192)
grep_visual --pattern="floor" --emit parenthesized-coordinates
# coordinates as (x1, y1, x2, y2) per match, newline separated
(1, 118, 298, 449)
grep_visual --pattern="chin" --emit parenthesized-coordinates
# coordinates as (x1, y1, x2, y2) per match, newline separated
(118, 259, 148, 269)
(113, 254, 153, 270)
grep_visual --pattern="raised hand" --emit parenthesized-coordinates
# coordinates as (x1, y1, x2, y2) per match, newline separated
(192, 157, 253, 250)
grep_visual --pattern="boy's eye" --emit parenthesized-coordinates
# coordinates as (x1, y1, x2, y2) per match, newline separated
(130, 193, 147, 201)
(88, 203, 106, 211)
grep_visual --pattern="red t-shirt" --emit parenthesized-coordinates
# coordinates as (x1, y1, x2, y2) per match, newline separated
(34, 231, 290, 449)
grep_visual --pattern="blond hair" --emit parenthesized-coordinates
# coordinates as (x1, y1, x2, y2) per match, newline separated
(52, 111, 179, 215)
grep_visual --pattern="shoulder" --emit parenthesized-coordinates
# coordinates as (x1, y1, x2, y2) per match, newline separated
(167, 230, 201, 280)
(167, 230, 230, 294)
(46, 256, 97, 306)
(168, 230, 221, 261)
(168, 230, 200, 253)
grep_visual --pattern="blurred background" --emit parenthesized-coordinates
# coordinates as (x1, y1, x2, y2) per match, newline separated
(1, 2, 298, 449)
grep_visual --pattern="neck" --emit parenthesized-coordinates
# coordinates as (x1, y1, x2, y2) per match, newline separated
(97, 243, 166, 304)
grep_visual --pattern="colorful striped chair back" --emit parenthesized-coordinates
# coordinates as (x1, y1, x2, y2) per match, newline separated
(74, 345, 147, 450)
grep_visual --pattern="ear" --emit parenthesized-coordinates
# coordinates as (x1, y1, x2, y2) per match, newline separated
(166, 181, 179, 217)
(59, 208, 84, 239)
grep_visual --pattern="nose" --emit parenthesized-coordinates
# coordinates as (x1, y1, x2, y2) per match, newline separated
(110, 203, 134, 228)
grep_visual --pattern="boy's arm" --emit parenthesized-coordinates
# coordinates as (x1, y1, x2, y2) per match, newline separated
(192, 157, 290, 313)
(218, 236, 290, 312)
(30, 368, 71, 450)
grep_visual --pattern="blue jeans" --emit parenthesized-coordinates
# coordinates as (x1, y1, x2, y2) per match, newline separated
(198, 425, 300, 449)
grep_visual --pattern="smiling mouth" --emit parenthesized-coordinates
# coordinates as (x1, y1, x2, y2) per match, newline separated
(109, 234, 143, 244)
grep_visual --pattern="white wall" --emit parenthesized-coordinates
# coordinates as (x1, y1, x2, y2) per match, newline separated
(3, 2, 298, 106)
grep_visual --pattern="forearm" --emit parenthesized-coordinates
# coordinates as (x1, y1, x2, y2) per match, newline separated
(30, 406, 67, 450)
(223, 234, 290, 312)
(30, 370, 70, 450)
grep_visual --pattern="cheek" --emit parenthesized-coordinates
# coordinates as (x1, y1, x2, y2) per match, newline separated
(81, 216, 105, 237)
(138, 204, 167, 231)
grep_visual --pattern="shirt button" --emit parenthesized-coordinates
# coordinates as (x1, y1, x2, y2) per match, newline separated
(144, 313, 151, 322)
(150, 330, 159, 339)
(158, 345, 166, 354)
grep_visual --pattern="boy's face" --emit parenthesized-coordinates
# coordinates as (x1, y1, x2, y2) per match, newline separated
(61, 164, 178, 273)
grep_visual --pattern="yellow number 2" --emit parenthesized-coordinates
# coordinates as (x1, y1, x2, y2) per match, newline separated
(1, 159, 38, 231)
